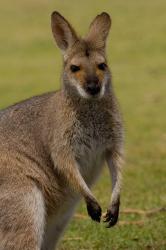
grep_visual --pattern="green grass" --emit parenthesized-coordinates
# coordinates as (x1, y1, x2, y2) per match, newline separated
(0, 0, 166, 249)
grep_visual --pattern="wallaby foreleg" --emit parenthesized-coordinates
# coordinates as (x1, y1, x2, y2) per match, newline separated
(104, 150, 123, 227)
(53, 149, 102, 222)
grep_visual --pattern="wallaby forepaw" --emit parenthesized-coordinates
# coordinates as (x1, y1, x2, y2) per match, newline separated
(87, 200, 102, 223)
(103, 202, 120, 227)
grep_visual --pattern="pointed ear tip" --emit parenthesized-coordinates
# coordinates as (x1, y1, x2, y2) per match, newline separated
(100, 12, 112, 22)
(101, 12, 110, 16)
(51, 11, 62, 20)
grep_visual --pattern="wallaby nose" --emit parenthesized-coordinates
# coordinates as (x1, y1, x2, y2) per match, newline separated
(86, 77, 101, 96)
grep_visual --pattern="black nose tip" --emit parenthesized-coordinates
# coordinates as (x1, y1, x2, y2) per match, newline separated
(86, 83, 101, 95)
(86, 77, 101, 95)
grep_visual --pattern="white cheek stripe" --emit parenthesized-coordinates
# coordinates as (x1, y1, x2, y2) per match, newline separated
(100, 74, 110, 98)
(100, 83, 106, 98)
(71, 78, 90, 99)
(75, 84, 90, 99)
(71, 78, 107, 99)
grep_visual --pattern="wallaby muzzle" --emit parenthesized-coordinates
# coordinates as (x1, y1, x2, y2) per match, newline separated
(85, 76, 101, 96)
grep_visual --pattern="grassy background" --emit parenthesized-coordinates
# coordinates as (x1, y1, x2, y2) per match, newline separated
(0, 0, 166, 249)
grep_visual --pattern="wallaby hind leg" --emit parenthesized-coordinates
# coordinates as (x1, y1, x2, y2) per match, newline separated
(0, 181, 45, 250)
(42, 198, 79, 250)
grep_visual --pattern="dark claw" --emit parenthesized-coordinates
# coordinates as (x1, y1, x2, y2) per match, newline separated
(105, 211, 118, 228)
(87, 200, 102, 223)
(103, 213, 111, 223)
(103, 200, 120, 228)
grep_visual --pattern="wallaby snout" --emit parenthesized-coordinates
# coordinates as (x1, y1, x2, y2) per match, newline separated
(85, 76, 101, 96)
(65, 56, 110, 99)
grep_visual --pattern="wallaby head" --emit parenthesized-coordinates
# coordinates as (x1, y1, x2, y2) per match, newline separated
(51, 11, 111, 99)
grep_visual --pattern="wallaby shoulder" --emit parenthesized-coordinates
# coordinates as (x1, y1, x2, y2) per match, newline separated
(0, 91, 60, 168)
(0, 91, 57, 122)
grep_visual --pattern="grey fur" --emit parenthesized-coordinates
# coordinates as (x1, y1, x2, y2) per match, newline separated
(0, 11, 124, 250)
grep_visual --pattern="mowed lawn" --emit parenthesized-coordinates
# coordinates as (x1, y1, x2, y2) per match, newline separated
(0, 0, 166, 249)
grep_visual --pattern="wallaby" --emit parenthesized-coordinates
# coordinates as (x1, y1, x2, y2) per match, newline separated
(0, 11, 124, 250)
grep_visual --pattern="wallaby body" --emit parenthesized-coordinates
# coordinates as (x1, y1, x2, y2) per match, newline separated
(0, 12, 124, 250)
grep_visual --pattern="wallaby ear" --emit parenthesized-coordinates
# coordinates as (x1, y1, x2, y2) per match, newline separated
(51, 11, 78, 51)
(86, 12, 111, 50)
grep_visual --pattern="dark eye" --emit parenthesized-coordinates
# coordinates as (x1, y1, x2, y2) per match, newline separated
(70, 65, 80, 73)
(98, 63, 107, 71)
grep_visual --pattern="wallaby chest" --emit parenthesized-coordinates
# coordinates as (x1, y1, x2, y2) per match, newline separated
(66, 102, 113, 184)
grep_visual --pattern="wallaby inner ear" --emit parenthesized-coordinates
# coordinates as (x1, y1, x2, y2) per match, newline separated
(51, 11, 78, 52)
(86, 12, 111, 50)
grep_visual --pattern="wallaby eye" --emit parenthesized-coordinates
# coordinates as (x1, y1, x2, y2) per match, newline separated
(98, 63, 107, 71)
(70, 65, 80, 73)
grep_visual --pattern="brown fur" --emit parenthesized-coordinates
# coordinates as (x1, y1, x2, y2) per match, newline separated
(0, 11, 124, 250)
